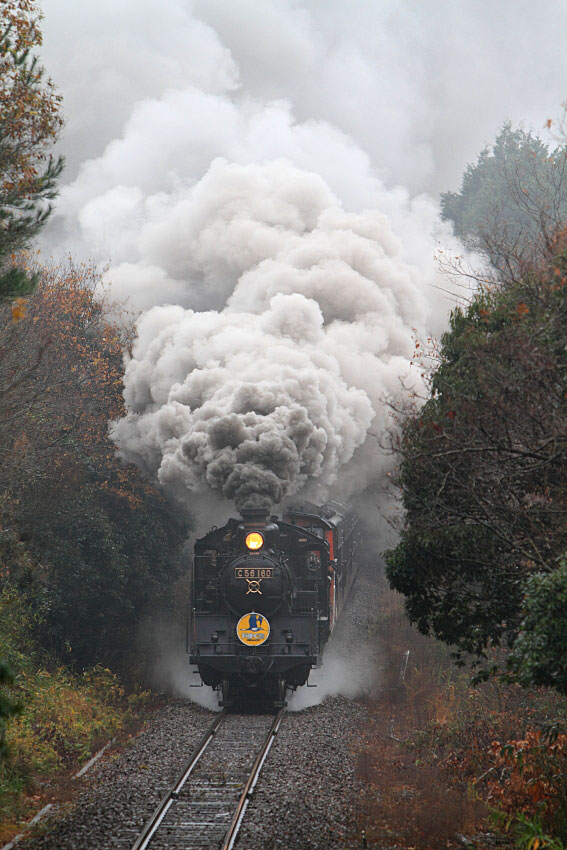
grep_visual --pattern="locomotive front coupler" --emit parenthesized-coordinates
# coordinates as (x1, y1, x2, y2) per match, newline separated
(240, 655, 266, 674)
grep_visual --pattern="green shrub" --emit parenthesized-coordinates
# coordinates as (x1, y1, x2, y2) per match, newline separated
(0, 586, 151, 820)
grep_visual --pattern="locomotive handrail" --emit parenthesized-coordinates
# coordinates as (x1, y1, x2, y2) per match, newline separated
(185, 603, 190, 654)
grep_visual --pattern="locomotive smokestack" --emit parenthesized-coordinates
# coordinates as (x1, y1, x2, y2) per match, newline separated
(240, 506, 270, 525)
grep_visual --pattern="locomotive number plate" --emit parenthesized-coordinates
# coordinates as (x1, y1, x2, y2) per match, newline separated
(234, 567, 273, 579)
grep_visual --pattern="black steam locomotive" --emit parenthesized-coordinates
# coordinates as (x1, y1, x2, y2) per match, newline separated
(188, 501, 360, 706)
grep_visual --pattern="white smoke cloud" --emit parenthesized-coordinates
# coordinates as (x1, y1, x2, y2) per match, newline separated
(35, 0, 567, 511)
(109, 159, 451, 510)
(42, 1, 567, 191)
(39, 0, 567, 271)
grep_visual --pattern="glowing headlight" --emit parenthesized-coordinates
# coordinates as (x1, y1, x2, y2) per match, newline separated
(245, 531, 264, 550)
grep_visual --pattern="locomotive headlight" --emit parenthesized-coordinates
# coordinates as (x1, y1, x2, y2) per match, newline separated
(245, 531, 264, 550)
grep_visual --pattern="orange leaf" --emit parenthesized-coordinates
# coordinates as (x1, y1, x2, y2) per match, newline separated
(11, 297, 27, 323)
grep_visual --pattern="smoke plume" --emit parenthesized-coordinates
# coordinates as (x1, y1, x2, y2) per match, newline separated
(36, 0, 567, 511)
(109, 159, 452, 509)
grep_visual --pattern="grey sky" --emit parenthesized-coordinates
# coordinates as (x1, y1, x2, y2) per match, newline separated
(41, 0, 567, 194)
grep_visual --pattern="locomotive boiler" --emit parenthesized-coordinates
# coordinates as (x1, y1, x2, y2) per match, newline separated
(188, 501, 359, 706)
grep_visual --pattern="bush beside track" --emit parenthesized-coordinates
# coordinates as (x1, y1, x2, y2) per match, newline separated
(0, 587, 153, 841)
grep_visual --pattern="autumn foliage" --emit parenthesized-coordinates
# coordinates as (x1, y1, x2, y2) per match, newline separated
(486, 730, 567, 847)
(0, 0, 63, 222)
(0, 0, 63, 301)
(0, 256, 190, 824)
(0, 260, 190, 670)
(488, 731, 567, 818)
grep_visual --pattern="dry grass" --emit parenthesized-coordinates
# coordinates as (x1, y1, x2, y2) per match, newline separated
(354, 574, 567, 849)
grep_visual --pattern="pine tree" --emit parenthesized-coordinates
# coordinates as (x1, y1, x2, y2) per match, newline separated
(440, 123, 567, 281)
(0, 1, 64, 302)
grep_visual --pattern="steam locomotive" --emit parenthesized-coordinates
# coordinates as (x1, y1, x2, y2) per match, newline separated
(188, 501, 360, 706)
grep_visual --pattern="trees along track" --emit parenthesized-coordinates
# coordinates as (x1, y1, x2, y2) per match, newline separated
(131, 708, 285, 850)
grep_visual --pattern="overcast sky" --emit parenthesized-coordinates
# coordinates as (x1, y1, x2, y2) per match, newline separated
(41, 2, 566, 184)
(33, 0, 567, 284)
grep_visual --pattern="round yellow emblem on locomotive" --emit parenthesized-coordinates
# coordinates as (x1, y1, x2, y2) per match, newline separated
(236, 612, 270, 646)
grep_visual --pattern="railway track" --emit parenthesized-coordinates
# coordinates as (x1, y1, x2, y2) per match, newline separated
(131, 707, 285, 850)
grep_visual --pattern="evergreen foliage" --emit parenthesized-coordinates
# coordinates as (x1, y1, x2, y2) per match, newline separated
(387, 121, 567, 691)
(508, 560, 567, 692)
(441, 123, 567, 279)
(0, 1, 64, 302)
(385, 240, 567, 684)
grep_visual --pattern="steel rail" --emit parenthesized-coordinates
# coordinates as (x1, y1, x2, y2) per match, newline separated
(131, 709, 227, 850)
(220, 707, 286, 850)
